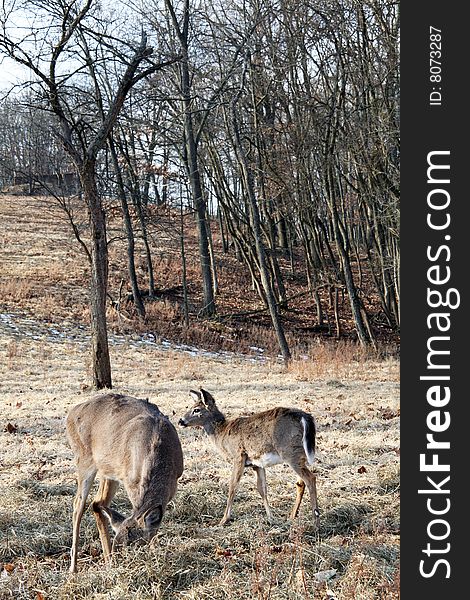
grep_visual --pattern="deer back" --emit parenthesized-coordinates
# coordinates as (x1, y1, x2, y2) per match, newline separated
(218, 407, 314, 463)
(66, 393, 184, 507)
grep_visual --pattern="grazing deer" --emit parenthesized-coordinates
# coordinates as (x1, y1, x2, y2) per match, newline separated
(66, 393, 184, 573)
(178, 388, 319, 526)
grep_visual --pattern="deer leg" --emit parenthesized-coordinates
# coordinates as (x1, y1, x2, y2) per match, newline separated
(290, 478, 306, 519)
(253, 466, 274, 523)
(92, 478, 119, 564)
(70, 467, 97, 573)
(290, 464, 320, 526)
(220, 451, 247, 525)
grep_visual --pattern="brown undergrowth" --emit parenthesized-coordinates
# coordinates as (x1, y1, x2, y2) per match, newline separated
(0, 194, 399, 359)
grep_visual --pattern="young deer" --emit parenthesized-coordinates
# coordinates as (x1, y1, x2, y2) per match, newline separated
(66, 393, 184, 573)
(178, 388, 319, 526)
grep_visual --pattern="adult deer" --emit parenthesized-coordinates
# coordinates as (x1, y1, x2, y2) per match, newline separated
(178, 388, 319, 526)
(66, 393, 183, 573)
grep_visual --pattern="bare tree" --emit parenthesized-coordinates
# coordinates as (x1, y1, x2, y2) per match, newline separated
(0, 0, 177, 387)
(229, 55, 291, 361)
(163, 0, 216, 316)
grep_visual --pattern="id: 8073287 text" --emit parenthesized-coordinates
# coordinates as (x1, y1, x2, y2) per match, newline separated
(429, 26, 442, 106)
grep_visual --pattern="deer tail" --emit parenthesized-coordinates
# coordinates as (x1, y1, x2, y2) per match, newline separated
(301, 416, 316, 465)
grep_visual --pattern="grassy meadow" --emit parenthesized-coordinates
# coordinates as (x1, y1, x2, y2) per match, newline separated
(0, 195, 399, 598)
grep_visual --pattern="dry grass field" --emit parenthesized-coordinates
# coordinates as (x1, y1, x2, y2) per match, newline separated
(0, 195, 399, 598)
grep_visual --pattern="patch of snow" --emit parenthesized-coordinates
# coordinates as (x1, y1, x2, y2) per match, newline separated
(0, 311, 269, 363)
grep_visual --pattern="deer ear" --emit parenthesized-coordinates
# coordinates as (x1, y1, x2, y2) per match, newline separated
(99, 505, 126, 533)
(189, 389, 201, 402)
(143, 506, 163, 532)
(200, 388, 216, 409)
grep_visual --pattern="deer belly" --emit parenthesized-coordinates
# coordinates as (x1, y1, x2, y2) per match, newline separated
(250, 452, 283, 468)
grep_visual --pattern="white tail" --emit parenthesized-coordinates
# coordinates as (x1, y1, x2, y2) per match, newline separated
(301, 417, 316, 465)
(179, 388, 319, 526)
(66, 393, 183, 573)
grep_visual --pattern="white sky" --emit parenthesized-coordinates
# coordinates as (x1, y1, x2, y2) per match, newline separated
(0, 0, 135, 92)
(0, 56, 33, 90)
(0, 4, 43, 91)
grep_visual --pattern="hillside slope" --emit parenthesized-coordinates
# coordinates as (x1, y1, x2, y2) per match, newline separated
(0, 194, 398, 359)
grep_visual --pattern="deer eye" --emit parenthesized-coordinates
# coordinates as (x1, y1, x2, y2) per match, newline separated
(192, 407, 201, 414)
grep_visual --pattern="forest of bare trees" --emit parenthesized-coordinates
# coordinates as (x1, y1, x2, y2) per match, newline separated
(0, 0, 399, 387)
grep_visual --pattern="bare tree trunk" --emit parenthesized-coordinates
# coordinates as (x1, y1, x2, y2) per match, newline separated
(231, 101, 291, 362)
(135, 200, 156, 298)
(334, 287, 341, 339)
(207, 212, 219, 296)
(109, 138, 145, 318)
(218, 206, 228, 253)
(81, 161, 112, 389)
(330, 189, 371, 346)
(180, 195, 190, 327)
(184, 120, 215, 315)
(165, 0, 215, 316)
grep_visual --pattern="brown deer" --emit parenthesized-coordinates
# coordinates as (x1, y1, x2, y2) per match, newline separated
(178, 388, 319, 526)
(66, 393, 184, 573)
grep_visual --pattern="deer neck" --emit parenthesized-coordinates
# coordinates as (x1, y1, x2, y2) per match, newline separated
(202, 412, 226, 438)
(132, 445, 175, 514)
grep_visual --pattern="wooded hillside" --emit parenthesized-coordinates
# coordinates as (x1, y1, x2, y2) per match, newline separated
(0, 0, 399, 375)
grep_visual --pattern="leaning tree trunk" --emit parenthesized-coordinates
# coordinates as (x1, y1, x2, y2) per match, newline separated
(327, 176, 372, 347)
(81, 161, 112, 389)
(231, 103, 291, 362)
(165, 0, 215, 317)
(185, 126, 216, 315)
(109, 138, 146, 317)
